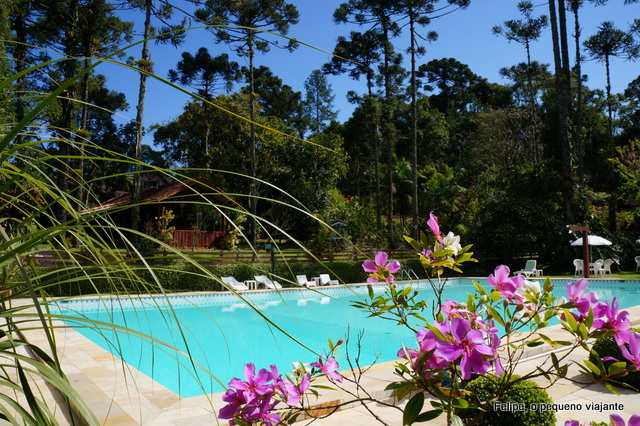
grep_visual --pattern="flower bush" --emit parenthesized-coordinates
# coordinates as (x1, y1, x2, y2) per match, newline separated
(219, 211, 639, 425)
(459, 373, 556, 425)
(219, 343, 344, 425)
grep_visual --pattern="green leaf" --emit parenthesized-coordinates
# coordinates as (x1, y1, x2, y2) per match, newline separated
(608, 361, 627, 376)
(563, 309, 578, 331)
(583, 360, 601, 375)
(452, 398, 469, 409)
(397, 383, 417, 401)
(585, 306, 594, 329)
(473, 281, 487, 296)
(403, 392, 425, 425)
(413, 409, 443, 423)
(466, 294, 476, 311)
(605, 382, 621, 396)
(404, 235, 422, 253)
(485, 305, 505, 327)
(452, 413, 466, 426)
(385, 381, 406, 391)
(551, 352, 560, 370)
(578, 323, 588, 340)
(538, 333, 557, 348)
(426, 323, 447, 341)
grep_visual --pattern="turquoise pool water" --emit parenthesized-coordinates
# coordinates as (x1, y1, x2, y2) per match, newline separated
(52, 278, 640, 398)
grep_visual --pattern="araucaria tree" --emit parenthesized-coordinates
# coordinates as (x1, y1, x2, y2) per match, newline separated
(195, 0, 299, 247)
(334, 0, 405, 248)
(168, 48, 240, 172)
(493, 0, 547, 166)
(584, 21, 639, 145)
(302, 69, 337, 134)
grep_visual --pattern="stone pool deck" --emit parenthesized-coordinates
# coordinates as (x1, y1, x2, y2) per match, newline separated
(11, 299, 640, 425)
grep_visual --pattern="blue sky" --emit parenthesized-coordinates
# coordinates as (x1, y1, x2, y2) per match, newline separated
(103, 0, 639, 143)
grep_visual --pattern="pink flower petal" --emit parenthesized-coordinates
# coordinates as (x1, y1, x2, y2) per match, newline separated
(374, 251, 389, 267)
(387, 260, 401, 274)
(362, 259, 377, 273)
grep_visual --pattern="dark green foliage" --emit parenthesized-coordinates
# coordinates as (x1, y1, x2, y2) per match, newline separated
(459, 374, 556, 425)
(590, 327, 640, 391)
(168, 48, 240, 99)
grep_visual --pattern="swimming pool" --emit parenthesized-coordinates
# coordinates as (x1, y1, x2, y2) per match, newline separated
(51, 278, 640, 398)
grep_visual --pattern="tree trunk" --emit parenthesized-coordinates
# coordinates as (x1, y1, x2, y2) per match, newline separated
(132, 0, 152, 246)
(410, 10, 419, 240)
(572, 4, 585, 199)
(249, 36, 257, 248)
(549, 0, 575, 224)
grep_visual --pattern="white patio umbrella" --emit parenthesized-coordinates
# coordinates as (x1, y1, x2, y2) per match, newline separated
(570, 235, 612, 246)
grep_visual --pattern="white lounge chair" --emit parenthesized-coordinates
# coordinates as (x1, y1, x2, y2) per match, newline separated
(296, 275, 315, 287)
(319, 274, 339, 286)
(516, 260, 538, 278)
(254, 275, 283, 289)
(221, 276, 249, 291)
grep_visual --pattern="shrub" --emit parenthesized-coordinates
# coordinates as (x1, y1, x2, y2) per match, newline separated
(589, 327, 640, 391)
(458, 373, 556, 425)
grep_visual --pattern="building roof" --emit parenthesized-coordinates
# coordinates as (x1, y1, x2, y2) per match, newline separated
(83, 178, 240, 213)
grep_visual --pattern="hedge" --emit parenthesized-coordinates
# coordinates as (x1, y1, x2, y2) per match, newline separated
(37, 255, 434, 297)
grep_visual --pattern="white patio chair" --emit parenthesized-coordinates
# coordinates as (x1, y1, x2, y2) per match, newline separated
(636, 256, 640, 271)
(590, 259, 605, 277)
(573, 259, 584, 276)
(221, 276, 249, 291)
(602, 259, 614, 275)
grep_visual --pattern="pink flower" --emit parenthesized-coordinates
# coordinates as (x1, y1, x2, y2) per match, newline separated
(441, 299, 484, 327)
(593, 297, 630, 337)
(427, 211, 443, 243)
(251, 394, 281, 426)
(227, 363, 273, 403)
(282, 373, 311, 406)
(565, 278, 606, 319)
(362, 252, 401, 283)
(218, 389, 247, 420)
(486, 321, 503, 376)
(398, 328, 452, 377)
(436, 317, 496, 380)
(311, 356, 343, 382)
(487, 265, 523, 299)
(615, 331, 640, 370)
(610, 414, 640, 426)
